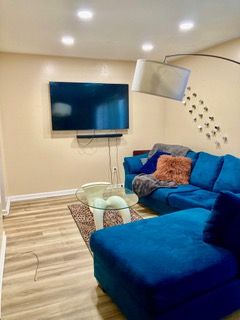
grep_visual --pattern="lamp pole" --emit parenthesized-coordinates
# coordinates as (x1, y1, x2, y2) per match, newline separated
(164, 53, 240, 65)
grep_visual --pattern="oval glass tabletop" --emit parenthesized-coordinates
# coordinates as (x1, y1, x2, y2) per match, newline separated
(75, 184, 138, 210)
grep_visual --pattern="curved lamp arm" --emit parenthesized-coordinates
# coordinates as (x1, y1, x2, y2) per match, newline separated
(164, 53, 240, 65)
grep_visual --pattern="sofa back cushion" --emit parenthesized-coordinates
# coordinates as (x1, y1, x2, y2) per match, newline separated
(190, 152, 223, 191)
(213, 155, 240, 193)
(203, 191, 240, 257)
(186, 151, 199, 169)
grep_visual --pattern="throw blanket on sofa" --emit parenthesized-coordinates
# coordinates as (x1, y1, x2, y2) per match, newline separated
(148, 143, 190, 158)
(133, 174, 177, 198)
(133, 144, 189, 197)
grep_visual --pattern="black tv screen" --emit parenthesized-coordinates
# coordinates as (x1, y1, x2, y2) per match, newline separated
(49, 82, 129, 130)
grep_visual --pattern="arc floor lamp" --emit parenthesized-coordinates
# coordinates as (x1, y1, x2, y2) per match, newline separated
(132, 53, 240, 101)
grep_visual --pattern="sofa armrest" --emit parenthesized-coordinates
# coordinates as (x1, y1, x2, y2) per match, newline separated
(123, 153, 148, 174)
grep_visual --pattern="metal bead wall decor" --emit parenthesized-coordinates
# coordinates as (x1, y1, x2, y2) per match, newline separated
(211, 129, 217, 136)
(222, 136, 228, 143)
(206, 133, 211, 139)
(183, 85, 228, 149)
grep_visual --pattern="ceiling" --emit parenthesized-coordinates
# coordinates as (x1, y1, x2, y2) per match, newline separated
(0, 0, 240, 61)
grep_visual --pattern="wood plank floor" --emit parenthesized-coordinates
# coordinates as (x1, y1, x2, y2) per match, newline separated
(2, 196, 156, 320)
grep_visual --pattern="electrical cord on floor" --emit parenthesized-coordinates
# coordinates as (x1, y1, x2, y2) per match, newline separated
(14, 251, 39, 281)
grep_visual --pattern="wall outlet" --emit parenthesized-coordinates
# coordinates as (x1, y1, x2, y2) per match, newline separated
(112, 166, 117, 174)
(114, 183, 124, 188)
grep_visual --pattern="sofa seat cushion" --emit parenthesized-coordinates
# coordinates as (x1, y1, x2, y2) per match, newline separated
(90, 208, 238, 315)
(190, 152, 223, 190)
(213, 155, 240, 193)
(169, 189, 219, 210)
(150, 184, 200, 205)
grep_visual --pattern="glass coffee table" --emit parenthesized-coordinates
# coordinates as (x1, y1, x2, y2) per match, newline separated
(75, 182, 139, 230)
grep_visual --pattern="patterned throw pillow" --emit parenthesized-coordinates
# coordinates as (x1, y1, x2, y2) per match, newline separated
(154, 155, 192, 184)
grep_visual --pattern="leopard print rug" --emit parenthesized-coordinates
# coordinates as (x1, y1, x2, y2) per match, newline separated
(68, 203, 143, 253)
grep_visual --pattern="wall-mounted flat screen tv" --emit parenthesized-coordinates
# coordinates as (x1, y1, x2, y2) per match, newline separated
(49, 82, 129, 130)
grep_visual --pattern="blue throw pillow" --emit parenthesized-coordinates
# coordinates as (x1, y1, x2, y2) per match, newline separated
(139, 151, 169, 174)
(203, 191, 240, 256)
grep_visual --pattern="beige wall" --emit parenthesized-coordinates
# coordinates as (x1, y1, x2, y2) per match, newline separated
(162, 38, 240, 156)
(0, 53, 165, 196)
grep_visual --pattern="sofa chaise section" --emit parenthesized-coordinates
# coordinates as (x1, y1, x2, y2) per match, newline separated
(90, 208, 240, 320)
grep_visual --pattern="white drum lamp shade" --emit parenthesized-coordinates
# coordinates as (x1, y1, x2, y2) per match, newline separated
(132, 59, 191, 101)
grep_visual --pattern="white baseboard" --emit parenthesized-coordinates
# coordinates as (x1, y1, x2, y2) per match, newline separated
(6, 188, 77, 214)
(0, 232, 6, 319)
(4, 184, 125, 217)
(8, 188, 77, 202)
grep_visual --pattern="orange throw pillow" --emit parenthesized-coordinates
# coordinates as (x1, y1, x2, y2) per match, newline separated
(153, 155, 192, 184)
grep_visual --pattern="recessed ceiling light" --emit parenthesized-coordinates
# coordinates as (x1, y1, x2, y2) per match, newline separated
(179, 21, 194, 31)
(61, 36, 75, 46)
(142, 43, 154, 52)
(77, 10, 93, 20)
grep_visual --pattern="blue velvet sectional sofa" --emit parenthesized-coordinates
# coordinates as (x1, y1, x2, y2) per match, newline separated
(89, 150, 240, 320)
(124, 150, 240, 214)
